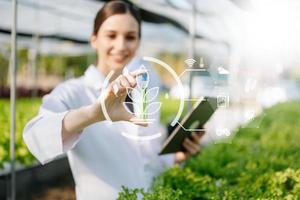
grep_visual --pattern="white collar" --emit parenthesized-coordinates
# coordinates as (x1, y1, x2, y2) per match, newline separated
(83, 65, 106, 91)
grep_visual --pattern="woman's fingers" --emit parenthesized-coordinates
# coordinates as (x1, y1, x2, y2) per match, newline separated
(198, 130, 205, 137)
(176, 132, 205, 163)
(111, 68, 147, 95)
(123, 73, 136, 87)
(191, 132, 202, 144)
(129, 68, 147, 78)
(104, 69, 149, 127)
(185, 137, 200, 150)
(129, 116, 148, 127)
(175, 152, 188, 164)
(123, 68, 147, 88)
(119, 76, 131, 88)
(111, 82, 119, 95)
(183, 138, 200, 155)
(110, 76, 129, 96)
(183, 142, 197, 155)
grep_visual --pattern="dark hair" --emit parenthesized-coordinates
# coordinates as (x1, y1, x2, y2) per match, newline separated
(93, 0, 141, 37)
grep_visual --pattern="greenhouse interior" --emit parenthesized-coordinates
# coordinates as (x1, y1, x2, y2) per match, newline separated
(1, 0, 300, 199)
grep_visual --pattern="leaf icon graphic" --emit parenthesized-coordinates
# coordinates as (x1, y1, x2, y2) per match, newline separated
(123, 102, 136, 115)
(145, 102, 161, 115)
(126, 87, 140, 103)
(145, 87, 159, 102)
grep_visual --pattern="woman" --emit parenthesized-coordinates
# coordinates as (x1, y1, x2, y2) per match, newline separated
(23, 1, 202, 199)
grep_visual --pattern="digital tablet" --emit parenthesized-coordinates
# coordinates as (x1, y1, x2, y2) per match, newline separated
(159, 97, 218, 155)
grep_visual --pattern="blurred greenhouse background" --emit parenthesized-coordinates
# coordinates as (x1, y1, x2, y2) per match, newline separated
(1, 0, 300, 97)
(1, 0, 300, 199)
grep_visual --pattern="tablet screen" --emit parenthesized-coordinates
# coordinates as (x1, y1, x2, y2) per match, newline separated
(160, 97, 217, 155)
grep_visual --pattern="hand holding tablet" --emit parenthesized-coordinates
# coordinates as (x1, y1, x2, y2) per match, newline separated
(160, 97, 217, 155)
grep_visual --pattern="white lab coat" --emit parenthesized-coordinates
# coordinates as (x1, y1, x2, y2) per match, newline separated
(23, 59, 174, 200)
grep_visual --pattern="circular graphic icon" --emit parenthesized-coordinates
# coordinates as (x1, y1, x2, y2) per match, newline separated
(99, 56, 185, 141)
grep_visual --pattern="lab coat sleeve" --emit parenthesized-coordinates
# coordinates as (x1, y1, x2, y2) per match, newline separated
(23, 86, 82, 165)
(156, 123, 175, 167)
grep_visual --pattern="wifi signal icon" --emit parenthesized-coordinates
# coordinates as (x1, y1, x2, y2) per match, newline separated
(184, 58, 196, 68)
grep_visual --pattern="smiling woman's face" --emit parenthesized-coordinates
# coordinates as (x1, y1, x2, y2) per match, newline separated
(91, 13, 140, 75)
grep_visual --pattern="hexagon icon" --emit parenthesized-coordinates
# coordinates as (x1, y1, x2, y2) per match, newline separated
(178, 65, 229, 103)
(177, 66, 232, 144)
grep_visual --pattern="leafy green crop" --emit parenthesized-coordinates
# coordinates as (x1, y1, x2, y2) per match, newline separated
(0, 98, 40, 169)
(2, 99, 300, 199)
(118, 101, 300, 199)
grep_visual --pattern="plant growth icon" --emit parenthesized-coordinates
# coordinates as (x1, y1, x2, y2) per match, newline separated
(123, 65, 161, 122)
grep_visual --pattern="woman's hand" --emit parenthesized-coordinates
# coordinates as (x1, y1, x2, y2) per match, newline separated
(175, 131, 205, 164)
(62, 69, 147, 142)
(94, 69, 148, 126)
